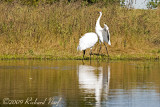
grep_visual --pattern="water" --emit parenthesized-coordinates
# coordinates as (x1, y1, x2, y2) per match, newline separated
(0, 60, 160, 107)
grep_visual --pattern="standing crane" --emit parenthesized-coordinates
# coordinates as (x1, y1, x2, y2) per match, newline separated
(95, 12, 111, 57)
(77, 32, 98, 60)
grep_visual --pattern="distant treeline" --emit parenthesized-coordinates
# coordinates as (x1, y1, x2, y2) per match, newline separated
(1, 0, 120, 5)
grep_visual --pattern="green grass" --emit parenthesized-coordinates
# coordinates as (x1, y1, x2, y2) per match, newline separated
(0, 2, 160, 60)
(0, 54, 159, 61)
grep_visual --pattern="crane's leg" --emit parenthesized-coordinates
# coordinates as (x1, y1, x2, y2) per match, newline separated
(98, 44, 102, 55)
(89, 48, 92, 60)
(103, 43, 109, 57)
(83, 50, 86, 60)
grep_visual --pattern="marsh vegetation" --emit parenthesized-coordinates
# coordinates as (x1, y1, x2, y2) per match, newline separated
(0, 1, 160, 60)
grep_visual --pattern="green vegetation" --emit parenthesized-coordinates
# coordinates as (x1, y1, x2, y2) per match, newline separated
(0, 1, 160, 60)
(147, 0, 160, 9)
(1, 0, 120, 5)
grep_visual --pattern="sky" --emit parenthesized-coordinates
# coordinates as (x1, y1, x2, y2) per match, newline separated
(124, 0, 159, 9)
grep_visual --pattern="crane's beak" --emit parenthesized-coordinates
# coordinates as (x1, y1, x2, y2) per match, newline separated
(97, 11, 101, 14)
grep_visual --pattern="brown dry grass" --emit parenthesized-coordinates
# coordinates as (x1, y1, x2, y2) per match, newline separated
(0, 2, 160, 59)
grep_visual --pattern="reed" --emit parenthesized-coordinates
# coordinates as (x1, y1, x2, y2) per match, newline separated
(0, 2, 160, 60)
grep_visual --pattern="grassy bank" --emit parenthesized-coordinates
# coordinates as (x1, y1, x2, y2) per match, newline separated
(0, 2, 160, 60)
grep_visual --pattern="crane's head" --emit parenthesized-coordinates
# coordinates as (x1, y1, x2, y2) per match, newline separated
(99, 11, 102, 15)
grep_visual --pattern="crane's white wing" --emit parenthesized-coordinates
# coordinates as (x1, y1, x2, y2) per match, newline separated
(77, 33, 98, 51)
(102, 24, 111, 45)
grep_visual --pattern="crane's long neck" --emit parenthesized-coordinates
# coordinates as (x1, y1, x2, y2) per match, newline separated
(96, 13, 102, 29)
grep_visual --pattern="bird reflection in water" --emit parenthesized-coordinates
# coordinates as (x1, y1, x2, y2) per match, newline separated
(78, 64, 111, 106)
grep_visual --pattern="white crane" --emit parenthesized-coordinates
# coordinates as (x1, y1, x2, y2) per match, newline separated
(78, 64, 111, 106)
(77, 32, 98, 60)
(95, 12, 111, 57)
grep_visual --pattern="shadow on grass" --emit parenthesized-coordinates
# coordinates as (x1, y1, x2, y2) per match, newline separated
(78, 53, 110, 60)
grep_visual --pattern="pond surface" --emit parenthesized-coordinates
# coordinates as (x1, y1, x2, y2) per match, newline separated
(0, 60, 160, 107)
